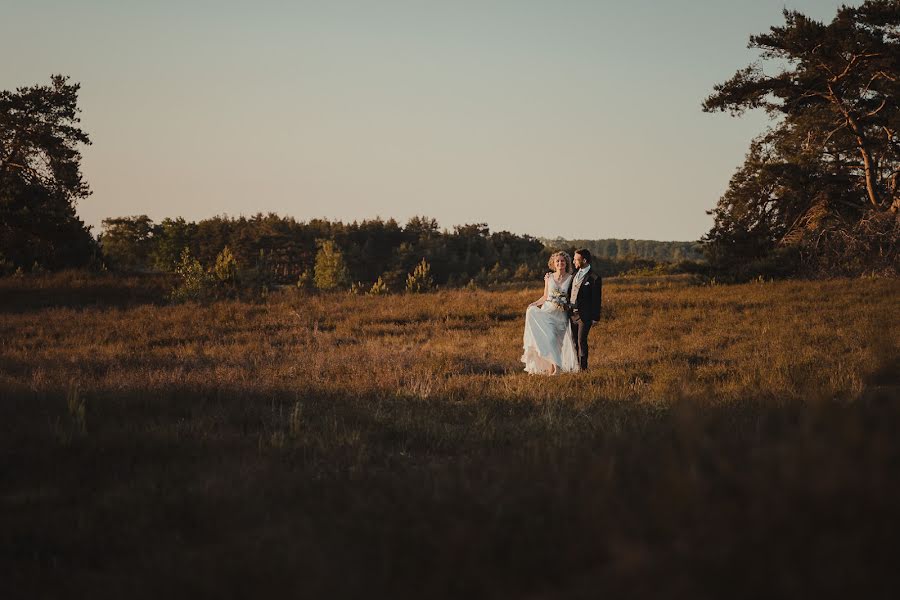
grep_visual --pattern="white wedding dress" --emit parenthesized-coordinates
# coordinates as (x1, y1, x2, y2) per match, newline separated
(521, 274, 580, 375)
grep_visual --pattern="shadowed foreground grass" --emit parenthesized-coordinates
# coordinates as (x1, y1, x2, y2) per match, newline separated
(1, 273, 899, 598)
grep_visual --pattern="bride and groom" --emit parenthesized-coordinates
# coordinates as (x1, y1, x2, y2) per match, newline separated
(521, 249, 602, 375)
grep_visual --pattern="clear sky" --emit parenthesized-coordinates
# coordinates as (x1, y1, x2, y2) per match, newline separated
(2, 0, 852, 241)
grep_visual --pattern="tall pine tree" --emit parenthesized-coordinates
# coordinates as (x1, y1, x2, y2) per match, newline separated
(0, 75, 97, 271)
(703, 1, 899, 276)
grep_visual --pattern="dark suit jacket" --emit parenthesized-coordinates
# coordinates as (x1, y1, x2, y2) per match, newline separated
(569, 268, 602, 323)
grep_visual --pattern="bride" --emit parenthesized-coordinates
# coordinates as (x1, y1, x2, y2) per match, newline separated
(521, 251, 580, 375)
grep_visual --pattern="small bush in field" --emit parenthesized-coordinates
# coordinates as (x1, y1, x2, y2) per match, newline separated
(514, 263, 533, 281)
(406, 258, 434, 293)
(213, 246, 238, 285)
(314, 240, 351, 291)
(368, 276, 389, 295)
(170, 247, 214, 302)
(297, 269, 313, 290)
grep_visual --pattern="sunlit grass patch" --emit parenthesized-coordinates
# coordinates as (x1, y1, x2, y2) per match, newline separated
(1, 274, 898, 597)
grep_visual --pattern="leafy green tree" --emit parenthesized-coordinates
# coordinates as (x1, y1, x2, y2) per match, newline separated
(702, 1, 900, 275)
(151, 217, 197, 271)
(405, 216, 440, 241)
(0, 75, 97, 270)
(170, 247, 214, 303)
(213, 246, 238, 285)
(100, 215, 155, 271)
(314, 240, 350, 291)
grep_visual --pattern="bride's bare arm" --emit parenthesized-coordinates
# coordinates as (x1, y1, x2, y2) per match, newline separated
(528, 273, 550, 308)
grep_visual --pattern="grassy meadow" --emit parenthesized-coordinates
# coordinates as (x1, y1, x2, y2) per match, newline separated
(2, 271, 899, 598)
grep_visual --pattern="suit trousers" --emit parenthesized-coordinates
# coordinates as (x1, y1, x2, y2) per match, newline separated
(570, 318, 592, 370)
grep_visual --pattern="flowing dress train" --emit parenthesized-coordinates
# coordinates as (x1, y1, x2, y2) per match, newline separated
(521, 274, 579, 374)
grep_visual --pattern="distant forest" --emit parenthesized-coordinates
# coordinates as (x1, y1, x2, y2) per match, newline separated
(98, 214, 704, 290)
(540, 238, 704, 262)
(101, 214, 547, 288)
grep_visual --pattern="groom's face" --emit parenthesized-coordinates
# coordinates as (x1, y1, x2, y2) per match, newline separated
(574, 253, 586, 269)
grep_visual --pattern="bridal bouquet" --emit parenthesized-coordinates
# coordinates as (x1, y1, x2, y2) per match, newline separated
(547, 290, 572, 312)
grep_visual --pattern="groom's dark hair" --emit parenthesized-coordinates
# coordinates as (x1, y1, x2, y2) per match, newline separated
(575, 248, 592, 263)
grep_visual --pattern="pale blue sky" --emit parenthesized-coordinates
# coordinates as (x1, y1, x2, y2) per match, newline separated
(2, 0, 850, 240)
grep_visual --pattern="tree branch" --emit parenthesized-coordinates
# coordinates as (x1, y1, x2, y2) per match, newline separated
(830, 53, 883, 83)
(864, 97, 889, 118)
(885, 126, 899, 146)
(822, 122, 847, 147)
(874, 69, 898, 83)
(827, 83, 882, 208)
(863, 71, 886, 95)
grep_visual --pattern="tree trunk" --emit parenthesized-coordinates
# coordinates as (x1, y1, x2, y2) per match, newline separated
(829, 85, 883, 209)
(847, 117, 882, 209)
(891, 172, 900, 213)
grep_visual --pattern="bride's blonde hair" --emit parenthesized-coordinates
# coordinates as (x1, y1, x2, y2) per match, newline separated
(547, 251, 573, 274)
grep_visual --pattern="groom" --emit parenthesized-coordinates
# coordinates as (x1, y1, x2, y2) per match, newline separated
(569, 249, 602, 371)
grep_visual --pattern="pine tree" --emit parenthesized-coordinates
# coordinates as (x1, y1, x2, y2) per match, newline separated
(1, 75, 97, 269)
(702, 1, 900, 275)
(314, 240, 350, 291)
(368, 276, 389, 295)
(213, 246, 237, 285)
(405, 258, 434, 293)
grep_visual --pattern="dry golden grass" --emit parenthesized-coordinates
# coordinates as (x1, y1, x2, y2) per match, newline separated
(1, 272, 899, 598)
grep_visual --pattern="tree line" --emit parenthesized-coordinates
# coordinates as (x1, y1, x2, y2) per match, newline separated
(3, 1, 897, 283)
(100, 213, 710, 293)
(100, 214, 551, 290)
(541, 238, 704, 262)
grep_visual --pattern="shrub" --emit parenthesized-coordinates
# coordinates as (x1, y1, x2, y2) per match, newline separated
(213, 246, 238, 285)
(368, 277, 389, 296)
(405, 258, 434, 293)
(513, 263, 533, 281)
(799, 211, 900, 277)
(170, 247, 214, 302)
(314, 240, 350, 291)
(296, 269, 313, 290)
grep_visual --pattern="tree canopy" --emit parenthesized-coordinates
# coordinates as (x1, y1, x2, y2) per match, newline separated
(542, 237, 704, 262)
(702, 1, 899, 277)
(99, 214, 552, 288)
(0, 75, 96, 271)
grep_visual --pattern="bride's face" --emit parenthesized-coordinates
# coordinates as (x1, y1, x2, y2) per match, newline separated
(553, 256, 567, 273)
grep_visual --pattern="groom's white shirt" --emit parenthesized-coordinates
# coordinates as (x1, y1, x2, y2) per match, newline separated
(574, 264, 591, 286)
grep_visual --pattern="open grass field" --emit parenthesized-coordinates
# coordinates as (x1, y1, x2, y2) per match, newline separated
(2, 272, 899, 598)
